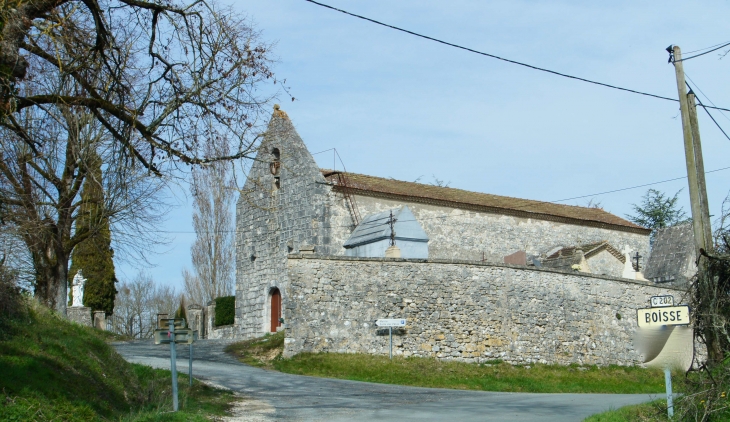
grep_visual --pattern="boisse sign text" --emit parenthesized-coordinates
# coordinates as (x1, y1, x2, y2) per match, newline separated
(637, 305, 690, 328)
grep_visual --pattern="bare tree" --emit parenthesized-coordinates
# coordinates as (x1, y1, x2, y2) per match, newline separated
(183, 137, 234, 306)
(150, 283, 182, 317)
(0, 1, 279, 313)
(112, 272, 156, 338)
(0, 93, 167, 314)
(111, 271, 181, 337)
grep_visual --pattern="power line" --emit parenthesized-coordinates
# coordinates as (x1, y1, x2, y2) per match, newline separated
(683, 41, 730, 55)
(685, 73, 730, 126)
(148, 165, 730, 234)
(681, 73, 730, 142)
(694, 93, 730, 143)
(677, 41, 730, 62)
(303, 0, 730, 112)
(551, 166, 730, 203)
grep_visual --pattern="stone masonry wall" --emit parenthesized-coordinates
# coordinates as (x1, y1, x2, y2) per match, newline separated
(326, 194, 649, 266)
(236, 110, 337, 338)
(284, 255, 685, 366)
(586, 249, 625, 277)
(236, 109, 650, 341)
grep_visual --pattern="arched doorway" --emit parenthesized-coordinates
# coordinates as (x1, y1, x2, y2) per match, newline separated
(270, 288, 282, 332)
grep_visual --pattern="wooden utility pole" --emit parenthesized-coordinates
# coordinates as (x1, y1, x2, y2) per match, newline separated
(687, 91, 714, 250)
(671, 45, 713, 253)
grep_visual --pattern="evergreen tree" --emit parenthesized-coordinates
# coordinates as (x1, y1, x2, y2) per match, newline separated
(175, 296, 187, 323)
(68, 152, 117, 314)
(626, 189, 689, 245)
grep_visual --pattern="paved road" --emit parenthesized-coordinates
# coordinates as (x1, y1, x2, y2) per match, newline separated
(113, 340, 657, 421)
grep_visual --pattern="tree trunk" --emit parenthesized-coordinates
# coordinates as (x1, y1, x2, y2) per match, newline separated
(31, 235, 70, 316)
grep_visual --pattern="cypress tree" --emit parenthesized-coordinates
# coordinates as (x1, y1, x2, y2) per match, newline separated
(68, 151, 117, 314)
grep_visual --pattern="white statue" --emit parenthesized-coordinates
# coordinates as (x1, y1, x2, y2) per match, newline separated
(71, 270, 86, 307)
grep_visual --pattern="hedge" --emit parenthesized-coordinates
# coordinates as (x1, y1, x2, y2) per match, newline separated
(214, 296, 235, 326)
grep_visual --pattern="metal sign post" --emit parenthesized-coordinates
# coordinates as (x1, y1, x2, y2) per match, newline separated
(168, 320, 179, 412)
(635, 295, 688, 419)
(389, 327, 393, 359)
(153, 318, 196, 412)
(189, 343, 193, 387)
(375, 319, 406, 360)
(665, 368, 674, 418)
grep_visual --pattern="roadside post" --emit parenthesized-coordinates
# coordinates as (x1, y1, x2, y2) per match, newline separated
(154, 318, 195, 412)
(375, 319, 406, 359)
(635, 295, 693, 418)
(189, 331, 198, 386)
(170, 323, 178, 411)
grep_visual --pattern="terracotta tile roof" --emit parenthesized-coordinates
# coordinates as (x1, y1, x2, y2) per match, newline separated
(321, 170, 650, 234)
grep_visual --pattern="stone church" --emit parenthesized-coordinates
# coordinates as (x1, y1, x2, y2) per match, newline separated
(235, 107, 678, 365)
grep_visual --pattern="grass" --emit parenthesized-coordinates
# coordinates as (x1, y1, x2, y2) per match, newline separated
(224, 330, 285, 369)
(583, 401, 669, 421)
(225, 331, 666, 394)
(0, 300, 236, 421)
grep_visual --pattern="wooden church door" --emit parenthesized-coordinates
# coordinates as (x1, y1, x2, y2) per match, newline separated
(270, 288, 281, 332)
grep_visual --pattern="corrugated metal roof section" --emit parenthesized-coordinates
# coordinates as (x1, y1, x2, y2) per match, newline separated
(322, 170, 650, 234)
(343, 206, 429, 248)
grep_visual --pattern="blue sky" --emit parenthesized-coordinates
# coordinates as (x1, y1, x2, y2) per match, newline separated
(116, 0, 730, 289)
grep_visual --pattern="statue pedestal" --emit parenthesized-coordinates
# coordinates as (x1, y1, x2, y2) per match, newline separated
(67, 306, 92, 327)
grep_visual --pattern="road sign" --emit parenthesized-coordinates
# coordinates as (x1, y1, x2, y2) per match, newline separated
(154, 328, 195, 344)
(650, 295, 674, 308)
(158, 318, 186, 330)
(375, 319, 406, 327)
(637, 305, 690, 328)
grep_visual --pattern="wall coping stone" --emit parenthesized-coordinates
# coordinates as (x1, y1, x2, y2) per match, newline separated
(286, 253, 685, 291)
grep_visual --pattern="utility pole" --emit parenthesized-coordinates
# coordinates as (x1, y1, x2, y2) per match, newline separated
(687, 90, 714, 250)
(670, 45, 713, 253)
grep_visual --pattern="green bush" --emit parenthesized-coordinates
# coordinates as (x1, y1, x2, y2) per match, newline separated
(214, 296, 235, 326)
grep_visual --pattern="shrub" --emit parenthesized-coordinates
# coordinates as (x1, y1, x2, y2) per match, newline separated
(0, 259, 25, 322)
(214, 296, 235, 326)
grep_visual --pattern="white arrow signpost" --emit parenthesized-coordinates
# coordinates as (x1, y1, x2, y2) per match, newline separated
(376, 319, 406, 359)
(636, 296, 691, 418)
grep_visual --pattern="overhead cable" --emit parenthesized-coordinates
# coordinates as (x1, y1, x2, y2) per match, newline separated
(683, 41, 730, 55)
(676, 41, 730, 62)
(147, 165, 730, 234)
(693, 92, 730, 143)
(551, 166, 730, 203)
(685, 73, 730, 126)
(303, 0, 730, 112)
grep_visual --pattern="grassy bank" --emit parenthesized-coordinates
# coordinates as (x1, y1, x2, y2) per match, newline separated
(583, 401, 669, 421)
(225, 331, 665, 394)
(0, 301, 235, 421)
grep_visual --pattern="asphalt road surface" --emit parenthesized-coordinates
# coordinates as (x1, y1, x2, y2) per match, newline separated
(113, 340, 658, 421)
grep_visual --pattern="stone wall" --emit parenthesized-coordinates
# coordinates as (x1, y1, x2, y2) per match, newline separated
(67, 306, 92, 327)
(208, 325, 238, 339)
(235, 109, 650, 341)
(586, 249, 625, 277)
(284, 255, 685, 366)
(236, 111, 338, 338)
(327, 194, 650, 265)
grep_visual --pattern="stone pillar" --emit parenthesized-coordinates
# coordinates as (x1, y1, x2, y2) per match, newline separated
(187, 304, 205, 339)
(206, 301, 216, 335)
(93, 311, 106, 330)
(67, 307, 92, 327)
